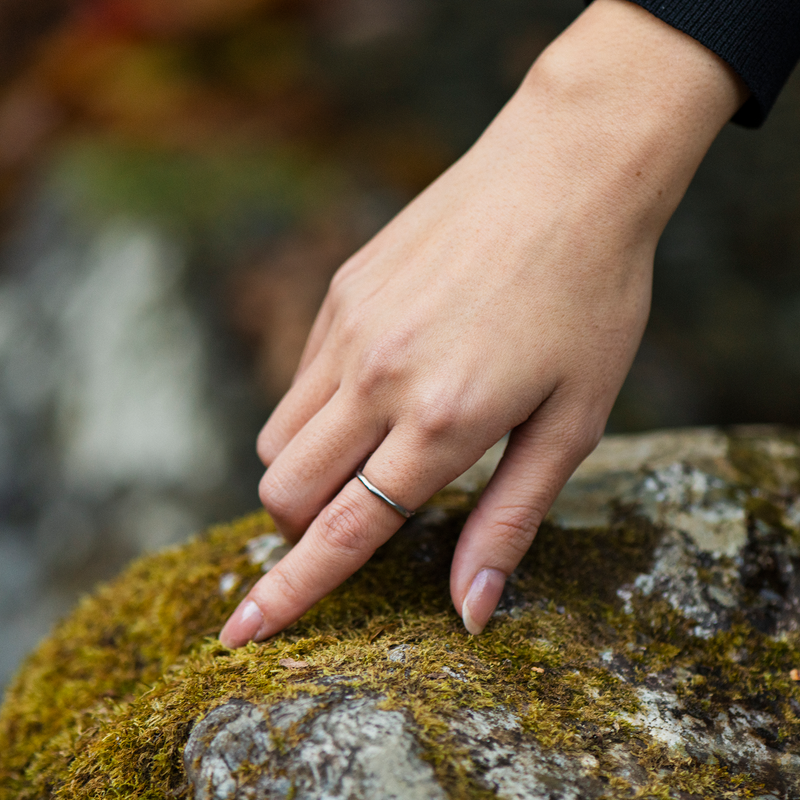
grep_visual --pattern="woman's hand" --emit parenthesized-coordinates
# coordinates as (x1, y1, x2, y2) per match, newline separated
(220, 0, 747, 647)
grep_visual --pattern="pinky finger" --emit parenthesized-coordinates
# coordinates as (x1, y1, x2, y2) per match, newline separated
(293, 294, 335, 384)
(449, 398, 604, 634)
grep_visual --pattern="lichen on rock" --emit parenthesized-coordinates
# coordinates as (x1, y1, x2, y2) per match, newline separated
(2, 428, 800, 798)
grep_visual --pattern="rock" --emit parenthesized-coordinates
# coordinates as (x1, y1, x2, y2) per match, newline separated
(185, 695, 446, 800)
(3, 427, 800, 799)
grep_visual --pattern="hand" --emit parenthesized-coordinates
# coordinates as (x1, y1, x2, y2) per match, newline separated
(220, 0, 746, 647)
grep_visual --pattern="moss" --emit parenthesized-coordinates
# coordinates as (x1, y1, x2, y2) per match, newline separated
(1, 483, 797, 798)
(727, 427, 800, 496)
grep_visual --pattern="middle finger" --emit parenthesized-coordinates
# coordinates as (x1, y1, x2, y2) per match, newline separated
(259, 390, 386, 540)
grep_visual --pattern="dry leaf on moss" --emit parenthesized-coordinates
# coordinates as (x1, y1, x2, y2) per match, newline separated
(279, 658, 309, 669)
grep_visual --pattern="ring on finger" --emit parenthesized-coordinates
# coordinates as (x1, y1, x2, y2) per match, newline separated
(355, 466, 415, 519)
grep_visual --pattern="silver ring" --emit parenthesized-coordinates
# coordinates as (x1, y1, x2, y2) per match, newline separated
(355, 468, 415, 519)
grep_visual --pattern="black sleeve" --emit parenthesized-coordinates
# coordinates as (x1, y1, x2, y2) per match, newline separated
(587, 0, 800, 128)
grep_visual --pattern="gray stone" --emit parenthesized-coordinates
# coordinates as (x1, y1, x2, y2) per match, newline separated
(450, 708, 604, 800)
(387, 644, 412, 663)
(185, 695, 446, 800)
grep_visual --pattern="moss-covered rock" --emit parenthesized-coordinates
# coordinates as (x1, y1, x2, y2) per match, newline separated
(3, 428, 800, 798)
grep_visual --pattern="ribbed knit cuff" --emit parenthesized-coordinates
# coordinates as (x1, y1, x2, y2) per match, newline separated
(586, 0, 800, 127)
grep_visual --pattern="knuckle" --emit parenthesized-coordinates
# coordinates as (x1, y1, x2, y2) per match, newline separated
(557, 411, 606, 462)
(327, 267, 351, 307)
(410, 395, 461, 441)
(256, 428, 277, 466)
(266, 561, 311, 607)
(583, 423, 605, 454)
(570, 422, 605, 460)
(489, 504, 543, 557)
(336, 308, 363, 346)
(258, 471, 297, 526)
(353, 336, 409, 396)
(317, 498, 373, 556)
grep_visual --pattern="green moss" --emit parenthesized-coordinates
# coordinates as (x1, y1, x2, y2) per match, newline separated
(1, 484, 797, 798)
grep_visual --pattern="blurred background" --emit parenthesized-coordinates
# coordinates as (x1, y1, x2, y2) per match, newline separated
(0, 0, 798, 690)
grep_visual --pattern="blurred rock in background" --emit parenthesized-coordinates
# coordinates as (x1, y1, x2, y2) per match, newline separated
(0, 0, 799, 689)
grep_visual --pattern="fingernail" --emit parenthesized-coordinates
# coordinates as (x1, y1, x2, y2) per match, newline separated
(462, 568, 506, 635)
(220, 599, 264, 648)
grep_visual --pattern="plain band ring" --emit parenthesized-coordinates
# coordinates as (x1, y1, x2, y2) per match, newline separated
(355, 468, 415, 519)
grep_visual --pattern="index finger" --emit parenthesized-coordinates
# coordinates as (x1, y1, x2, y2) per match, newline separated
(219, 430, 477, 647)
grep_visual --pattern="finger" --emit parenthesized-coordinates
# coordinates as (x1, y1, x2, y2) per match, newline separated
(220, 477, 401, 648)
(292, 294, 334, 383)
(256, 359, 339, 467)
(258, 392, 385, 541)
(221, 427, 485, 648)
(450, 396, 605, 635)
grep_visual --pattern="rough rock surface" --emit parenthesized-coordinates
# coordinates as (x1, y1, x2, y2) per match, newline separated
(3, 427, 800, 799)
(186, 695, 447, 800)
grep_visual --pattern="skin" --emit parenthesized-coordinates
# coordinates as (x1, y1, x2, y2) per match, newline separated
(220, 0, 748, 648)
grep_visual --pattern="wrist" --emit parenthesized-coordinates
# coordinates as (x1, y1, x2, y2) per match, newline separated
(485, 0, 747, 241)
